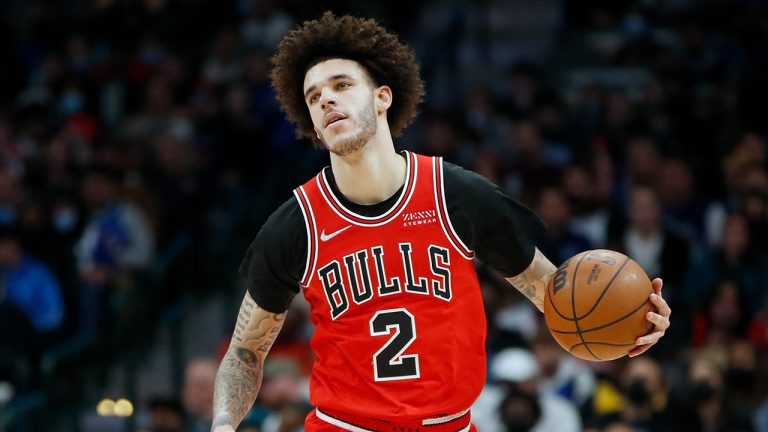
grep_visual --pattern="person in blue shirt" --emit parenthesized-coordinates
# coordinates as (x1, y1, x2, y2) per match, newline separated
(0, 227, 65, 334)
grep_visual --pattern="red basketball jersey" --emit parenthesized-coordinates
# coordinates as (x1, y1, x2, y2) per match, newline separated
(293, 152, 487, 419)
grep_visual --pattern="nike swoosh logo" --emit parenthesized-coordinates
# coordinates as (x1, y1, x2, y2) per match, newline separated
(320, 225, 352, 242)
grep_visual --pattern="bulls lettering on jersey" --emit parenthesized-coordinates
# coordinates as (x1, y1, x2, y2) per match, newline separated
(317, 243, 451, 320)
(293, 152, 487, 420)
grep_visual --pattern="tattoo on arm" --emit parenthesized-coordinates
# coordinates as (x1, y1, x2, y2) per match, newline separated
(212, 292, 286, 430)
(506, 248, 556, 312)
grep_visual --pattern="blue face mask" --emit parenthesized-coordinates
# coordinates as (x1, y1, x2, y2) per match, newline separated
(59, 90, 84, 115)
(52, 208, 78, 233)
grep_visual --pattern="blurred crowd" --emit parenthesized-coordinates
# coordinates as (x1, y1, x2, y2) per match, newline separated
(0, 0, 767, 431)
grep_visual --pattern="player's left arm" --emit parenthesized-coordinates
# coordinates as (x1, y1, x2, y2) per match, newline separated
(506, 247, 555, 313)
(628, 278, 671, 357)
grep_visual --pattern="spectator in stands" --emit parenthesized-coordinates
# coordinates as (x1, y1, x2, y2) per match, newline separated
(182, 357, 218, 432)
(685, 213, 766, 319)
(535, 186, 592, 266)
(502, 118, 567, 203)
(0, 226, 64, 336)
(142, 396, 186, 432)
(603, 357, 676, 431)
(678, 357, 755, 431)
(472, 348, 581, 432)
(531, 327, 596, 409)
(256, 357, 309, 432)
(562, 165, 614, 248)
(74, 164, 154, 337)
(624, 136, 661, 187)
(76, 164, 154, 277)
(694, 280, 751, 351)
(725, 340, 766, 414)
(201, 30, 243, 86)
(658, 158, 709, 243)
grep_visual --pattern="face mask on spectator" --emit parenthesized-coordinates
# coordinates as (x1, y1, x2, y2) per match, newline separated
(625, 379, 652, 405)
(52, 208, 78, 233)
(59, 90, 84, 115)
(500, 385, 541, 432)
(690, 380, 718, 405)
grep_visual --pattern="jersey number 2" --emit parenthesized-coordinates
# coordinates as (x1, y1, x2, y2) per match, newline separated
(369, 308, 420, 381)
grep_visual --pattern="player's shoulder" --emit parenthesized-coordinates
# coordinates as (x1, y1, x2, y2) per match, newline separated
(259, 195, 305, 241)
(440, 159, 504, 201)
(271, 194, 302, 218)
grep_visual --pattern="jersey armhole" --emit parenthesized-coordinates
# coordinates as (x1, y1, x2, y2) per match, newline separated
(432, 157, 474, 260)
(294, 186, 318, 287)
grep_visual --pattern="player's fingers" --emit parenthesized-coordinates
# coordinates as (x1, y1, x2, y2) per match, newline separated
(646, 312, 670, 330)
(651, 278, 663, 296)
(636, 331, 664, 346)
(628, 344, 652, 357)
(650, 293, 671, 317)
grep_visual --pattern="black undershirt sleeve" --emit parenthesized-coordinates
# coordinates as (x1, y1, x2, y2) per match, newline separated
(239, 197, 307, 314)
(442, 161, 546, 277)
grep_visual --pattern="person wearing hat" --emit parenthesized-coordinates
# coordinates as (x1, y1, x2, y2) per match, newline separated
(472, 347, 581, 432)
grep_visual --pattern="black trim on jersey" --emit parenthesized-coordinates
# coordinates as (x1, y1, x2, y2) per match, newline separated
(429, 245, 452, 301)
(318, 260, 349, 320)
(317, 151, 417, 225)
(241, 159, 545, 313)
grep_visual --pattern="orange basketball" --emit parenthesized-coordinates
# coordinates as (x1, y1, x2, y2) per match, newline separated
(544, 249, 654, 361)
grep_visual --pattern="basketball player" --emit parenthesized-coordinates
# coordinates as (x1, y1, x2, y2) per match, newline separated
(211, 12, 671, 432)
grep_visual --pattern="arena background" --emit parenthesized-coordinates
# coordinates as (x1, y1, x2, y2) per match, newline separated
(0, 0, 767, 431)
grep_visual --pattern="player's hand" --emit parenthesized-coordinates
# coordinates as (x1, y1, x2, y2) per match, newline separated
(628, 278, 670, 358)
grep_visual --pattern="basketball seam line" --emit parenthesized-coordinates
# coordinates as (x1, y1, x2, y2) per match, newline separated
(569, 341, 637, 349)
(569, 253, 599, 360)
(551, 297, 652, 334)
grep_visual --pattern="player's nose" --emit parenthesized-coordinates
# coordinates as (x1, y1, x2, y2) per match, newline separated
(319, 88, 337, 110)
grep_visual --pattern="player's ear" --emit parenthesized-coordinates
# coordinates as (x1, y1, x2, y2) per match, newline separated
(375, 85, 392, 114)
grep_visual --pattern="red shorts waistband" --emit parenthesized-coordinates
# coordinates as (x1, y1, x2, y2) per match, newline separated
(315, 408, 472, 432)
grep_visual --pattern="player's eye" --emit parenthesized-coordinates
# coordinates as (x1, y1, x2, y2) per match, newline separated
(309, 94, 319, 104)
(336, 82, 351, 90)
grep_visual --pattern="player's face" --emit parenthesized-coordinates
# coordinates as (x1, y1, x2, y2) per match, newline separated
(303, 59, 379, 156)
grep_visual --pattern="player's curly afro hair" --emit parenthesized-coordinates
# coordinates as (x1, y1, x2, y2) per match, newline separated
(270, 12, 425, 148)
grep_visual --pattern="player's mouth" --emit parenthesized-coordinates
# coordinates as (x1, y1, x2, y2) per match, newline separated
(323, 111, 348, 128)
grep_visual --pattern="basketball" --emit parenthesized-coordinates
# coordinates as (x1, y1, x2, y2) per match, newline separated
(544, 249, 654, 361)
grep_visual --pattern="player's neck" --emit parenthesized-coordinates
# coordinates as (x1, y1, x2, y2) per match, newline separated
(329, 137, 406, 205)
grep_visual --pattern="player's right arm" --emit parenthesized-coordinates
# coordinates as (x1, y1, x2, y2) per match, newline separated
(212, 292, 286, 431)
(506, 247, 556, 313)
